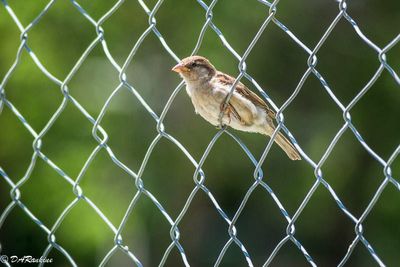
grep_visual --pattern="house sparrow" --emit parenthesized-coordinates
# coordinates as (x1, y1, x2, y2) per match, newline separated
(172, 56, 301, 160)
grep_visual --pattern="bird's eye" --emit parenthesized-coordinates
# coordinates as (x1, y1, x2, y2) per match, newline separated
(191, 62, 198, 67)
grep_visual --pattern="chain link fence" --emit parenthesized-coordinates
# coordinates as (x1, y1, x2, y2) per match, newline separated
(1, 0, 399, 266)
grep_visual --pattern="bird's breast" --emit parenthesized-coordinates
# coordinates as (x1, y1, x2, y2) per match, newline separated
(186, 84, 223, 126)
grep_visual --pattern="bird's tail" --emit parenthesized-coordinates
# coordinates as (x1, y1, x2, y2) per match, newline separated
(272, 131, 301, 160)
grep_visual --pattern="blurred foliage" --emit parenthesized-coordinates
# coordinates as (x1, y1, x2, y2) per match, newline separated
(0, 0, 399, 266)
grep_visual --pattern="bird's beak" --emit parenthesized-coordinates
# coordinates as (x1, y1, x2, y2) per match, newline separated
(171, 63, 189, 73)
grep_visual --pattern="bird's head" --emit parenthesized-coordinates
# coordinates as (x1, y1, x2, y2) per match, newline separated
(171, 56, 216, 83)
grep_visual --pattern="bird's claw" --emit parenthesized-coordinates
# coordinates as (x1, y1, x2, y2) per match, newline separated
(220, 102, 232, 124)
(220, 102, 228, 111)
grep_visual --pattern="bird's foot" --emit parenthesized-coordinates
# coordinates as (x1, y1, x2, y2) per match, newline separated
(220, 102, 232, 124)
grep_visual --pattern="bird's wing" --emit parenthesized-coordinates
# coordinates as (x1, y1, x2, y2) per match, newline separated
(215, 72, 276, 120)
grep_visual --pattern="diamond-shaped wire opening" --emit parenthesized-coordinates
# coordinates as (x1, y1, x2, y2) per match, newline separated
(123, 33, 181, 111)
(151, 0, 206, 55)
(234, 186, 291, 266)
(26, 0, 98, 78)
(1, 50, 63, 130)
(211, 0, 271, 53)
(137, 139, 198, 216)
(92, 86, 158, 169)
(278, 73, 343, 160)
(74, 148, 137, 222)
(245, 26, 309, 103)
(177, 190, 228, 266)
(63, 46, 121, 113)
(271, 0, 339, 48)
(350, 71, 400, 157)
(46, 200, 117, 266)
(293, 185, 356, 265)
(12, 159, 76, 226)
(320, 130, 384, 211)
(118, 195, 175, 266)
(316, 19, 382, 104)
(37, 103, 100, 177)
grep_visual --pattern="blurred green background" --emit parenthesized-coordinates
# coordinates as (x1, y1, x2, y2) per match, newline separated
(1, 0, 399, 266)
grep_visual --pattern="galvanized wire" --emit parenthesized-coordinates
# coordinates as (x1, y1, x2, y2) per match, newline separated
(0, 0, 399, 266)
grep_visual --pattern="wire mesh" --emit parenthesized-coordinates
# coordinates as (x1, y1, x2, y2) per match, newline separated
(0, 0, 399, 266)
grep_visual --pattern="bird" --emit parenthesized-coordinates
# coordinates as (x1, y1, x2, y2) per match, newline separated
(171, 55, 301, 160)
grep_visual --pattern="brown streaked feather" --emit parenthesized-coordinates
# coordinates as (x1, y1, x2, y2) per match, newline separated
(215, 72, 276, 119)
(227, 103, 244, 124)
